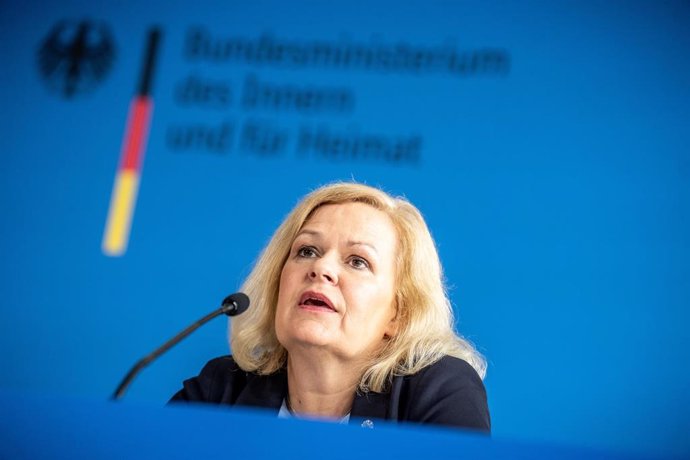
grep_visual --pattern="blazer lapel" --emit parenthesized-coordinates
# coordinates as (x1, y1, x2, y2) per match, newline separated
(350, 389, 390, 425)
(235, 369, 287, 412)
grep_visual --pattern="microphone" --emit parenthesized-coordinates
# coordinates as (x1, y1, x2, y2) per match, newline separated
(221, 292, 250, 316)
(111, 292, 250, 400)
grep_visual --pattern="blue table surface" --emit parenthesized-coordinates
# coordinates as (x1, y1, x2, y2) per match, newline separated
(0, 389, 667, 460)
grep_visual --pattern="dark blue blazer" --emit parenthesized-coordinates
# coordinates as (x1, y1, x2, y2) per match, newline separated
(171, 355, 490, 432)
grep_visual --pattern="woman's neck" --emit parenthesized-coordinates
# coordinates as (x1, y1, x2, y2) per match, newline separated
(285, 352, 362, 420)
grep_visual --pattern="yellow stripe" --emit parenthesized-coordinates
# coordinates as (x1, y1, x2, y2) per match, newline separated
(102, 171, 140, 256)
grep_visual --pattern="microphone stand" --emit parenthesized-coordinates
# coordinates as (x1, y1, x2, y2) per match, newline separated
(111, 292, 249, 400)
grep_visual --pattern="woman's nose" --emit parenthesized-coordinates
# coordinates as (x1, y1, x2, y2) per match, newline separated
(309, 257, 338, 284)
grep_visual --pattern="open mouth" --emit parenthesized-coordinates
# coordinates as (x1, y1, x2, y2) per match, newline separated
(299, 291, 336, 312)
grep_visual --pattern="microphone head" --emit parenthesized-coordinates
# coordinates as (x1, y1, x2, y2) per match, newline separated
(221, 292, 250, 316)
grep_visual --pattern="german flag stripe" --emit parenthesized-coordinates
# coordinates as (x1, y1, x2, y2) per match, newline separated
(102, 28, 161, 256)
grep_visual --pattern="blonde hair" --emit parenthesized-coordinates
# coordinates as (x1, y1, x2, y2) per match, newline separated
(230, 182, 486, 392)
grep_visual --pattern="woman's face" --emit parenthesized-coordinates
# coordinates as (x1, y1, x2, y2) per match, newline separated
(275, 202, 398, 363)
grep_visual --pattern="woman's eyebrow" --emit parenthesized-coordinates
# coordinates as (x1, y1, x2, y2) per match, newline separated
(295, 229, 321, 239)
(347, 241, 378, 254)
(295, 230, 378, 254)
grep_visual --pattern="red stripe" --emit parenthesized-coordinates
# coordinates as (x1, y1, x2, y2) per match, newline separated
(120, 97, 153, 171)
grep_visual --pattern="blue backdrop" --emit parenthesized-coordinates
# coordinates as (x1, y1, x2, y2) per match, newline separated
(1, 1, 689, 457)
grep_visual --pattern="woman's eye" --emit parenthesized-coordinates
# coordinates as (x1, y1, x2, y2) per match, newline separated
(297, 246, 317, 258)
(350, 257, 370, 270)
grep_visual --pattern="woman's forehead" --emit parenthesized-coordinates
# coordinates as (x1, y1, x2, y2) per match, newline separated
(303, 202, 394, 231)
(297, 203, 399, 251)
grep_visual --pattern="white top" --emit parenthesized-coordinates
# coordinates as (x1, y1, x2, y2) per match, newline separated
(278, 399, 351, 424)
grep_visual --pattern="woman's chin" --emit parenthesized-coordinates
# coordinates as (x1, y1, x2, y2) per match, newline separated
(278, 316, 337, 343)
(287, 333, 335, 350)
(276, 322, 332, 347)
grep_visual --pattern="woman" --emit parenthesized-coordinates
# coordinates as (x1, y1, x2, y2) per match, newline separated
(172, 182, 490, 431)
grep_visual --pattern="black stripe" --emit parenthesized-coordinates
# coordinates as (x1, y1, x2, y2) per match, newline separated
(137, 27, 162, 96)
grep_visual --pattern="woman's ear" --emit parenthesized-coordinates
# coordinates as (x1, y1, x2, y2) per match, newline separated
(383, 310, 399, 340)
